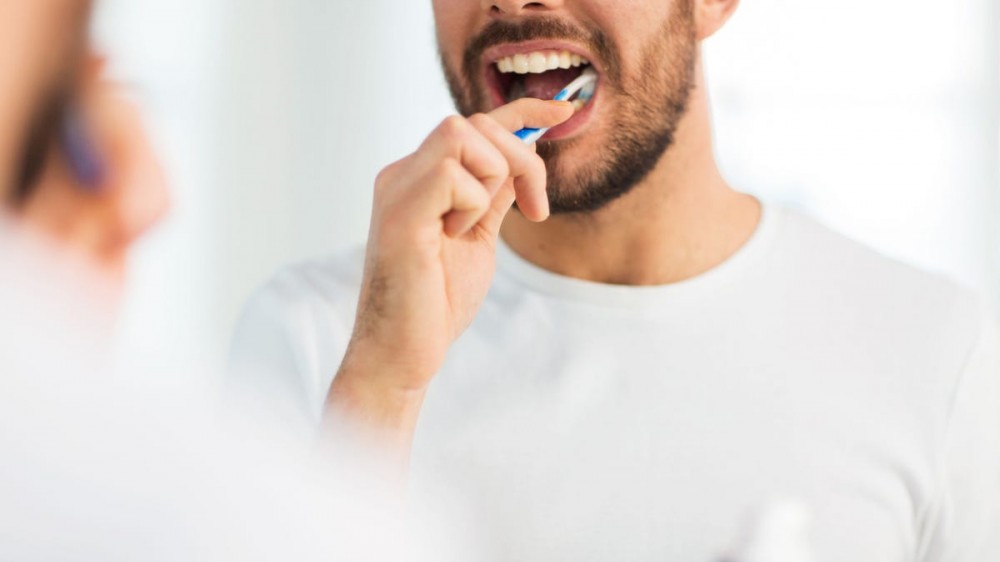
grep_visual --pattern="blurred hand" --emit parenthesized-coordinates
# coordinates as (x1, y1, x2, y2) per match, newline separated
(17, 56, 170, 281)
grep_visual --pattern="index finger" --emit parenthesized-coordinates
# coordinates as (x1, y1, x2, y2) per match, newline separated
(487, 98, 574, 133)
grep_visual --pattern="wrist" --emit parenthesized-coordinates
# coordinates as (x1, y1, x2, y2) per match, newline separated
(327, 344, 430, 432)
(341, 335, 442, 391)
(324, 357, 428, 478)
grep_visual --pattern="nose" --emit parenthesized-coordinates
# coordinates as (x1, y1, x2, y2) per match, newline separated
(483, 0, 563, 17)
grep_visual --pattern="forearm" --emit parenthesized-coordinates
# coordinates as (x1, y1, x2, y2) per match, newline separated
(323, 345, 430, 472)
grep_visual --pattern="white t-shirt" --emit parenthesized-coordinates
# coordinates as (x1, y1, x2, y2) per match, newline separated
(228, 204, 1000, 562)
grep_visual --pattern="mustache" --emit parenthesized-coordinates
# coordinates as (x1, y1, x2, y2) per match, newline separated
(461, 17, 621, 85)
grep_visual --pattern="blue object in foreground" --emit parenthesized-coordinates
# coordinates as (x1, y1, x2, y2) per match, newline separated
(60, 106, 106, 190)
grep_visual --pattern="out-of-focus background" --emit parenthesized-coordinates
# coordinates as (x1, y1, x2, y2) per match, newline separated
(92, 0, 1000, 377)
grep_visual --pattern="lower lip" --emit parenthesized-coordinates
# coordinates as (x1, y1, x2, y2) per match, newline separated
(543, 85, 599, 141)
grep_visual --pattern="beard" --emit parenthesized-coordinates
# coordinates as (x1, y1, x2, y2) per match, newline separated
(440, 1, 697, 215)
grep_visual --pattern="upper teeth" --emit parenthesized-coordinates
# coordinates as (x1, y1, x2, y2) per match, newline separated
(496, 51, 590, 74)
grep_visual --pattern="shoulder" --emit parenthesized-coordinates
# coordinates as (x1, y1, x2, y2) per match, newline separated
(231, 244, 366, 373)
(772, 206, 980, 323)
(240, 245, 367, 330)
(774, 207, 962, 293)
(255, 246, 367, 310)
(768, 205, 986, 372)
(228, 246, 366, 417)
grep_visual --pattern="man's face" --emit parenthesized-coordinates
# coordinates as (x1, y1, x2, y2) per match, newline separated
(434, 0, 697, 214)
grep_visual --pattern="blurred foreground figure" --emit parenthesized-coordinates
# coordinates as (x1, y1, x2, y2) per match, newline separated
(231, 0, 1000, 560)
(0, 3, 453, 560)
(0, 0, 166, 281)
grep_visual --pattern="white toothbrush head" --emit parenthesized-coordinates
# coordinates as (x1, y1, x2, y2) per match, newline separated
(576, 70, 597, 104)
(553, 67, 598, 103)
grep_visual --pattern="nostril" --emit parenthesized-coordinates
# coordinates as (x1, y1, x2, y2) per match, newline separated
(490, 2, 549, 16)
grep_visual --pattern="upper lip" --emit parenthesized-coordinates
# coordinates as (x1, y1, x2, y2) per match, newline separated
(481, 40, 603, 75)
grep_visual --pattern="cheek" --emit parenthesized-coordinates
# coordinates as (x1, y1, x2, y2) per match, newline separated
(433, 0, 477, 68)
(586, 0, 677, 72)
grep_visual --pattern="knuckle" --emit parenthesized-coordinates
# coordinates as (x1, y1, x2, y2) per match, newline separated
(530, 152, 546, 170)
(467, 113, 491, 129)
(374, 160, 401, 193)
(436, 159, 471, 196)
(474, 186, 491, 209)
(374, 169, 391, 193)
(438, 115, 468, 142)
(511, 97, 537, 111)
(374, 155, 418, 195)
(518, 152, 545, 178)
(493, 157, 511, 181)
(435, 157, 462, 180)
(463, 188, 490, 216)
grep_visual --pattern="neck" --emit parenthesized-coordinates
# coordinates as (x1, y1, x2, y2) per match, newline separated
(500, 61, 761, 286)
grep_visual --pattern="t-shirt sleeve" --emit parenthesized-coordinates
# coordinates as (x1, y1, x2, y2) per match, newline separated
(226, 269, 355, 429)
(923, 306, 1000, 561)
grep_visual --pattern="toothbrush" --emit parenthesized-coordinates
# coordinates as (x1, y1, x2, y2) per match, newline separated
(514, 67, 597, 145)
(60, 104, 106, 190)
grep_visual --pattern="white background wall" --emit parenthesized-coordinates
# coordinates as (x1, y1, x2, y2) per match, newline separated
(706, 0, 1000, 308)
(91, 0, 1000, 378)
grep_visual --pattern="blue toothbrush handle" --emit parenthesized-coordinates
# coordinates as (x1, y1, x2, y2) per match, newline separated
(515, 127, 541, 140)
(515, 127, 548, 144)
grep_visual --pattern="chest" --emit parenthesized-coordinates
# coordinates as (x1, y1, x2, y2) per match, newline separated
(409, 320, 933, 562)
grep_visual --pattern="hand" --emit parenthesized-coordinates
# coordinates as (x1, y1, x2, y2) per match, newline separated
(340, 99, 573, 395)
(16, 55, 170, 281)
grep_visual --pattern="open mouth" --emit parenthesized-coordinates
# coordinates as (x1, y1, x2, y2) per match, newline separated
(492, 50, 595, 110)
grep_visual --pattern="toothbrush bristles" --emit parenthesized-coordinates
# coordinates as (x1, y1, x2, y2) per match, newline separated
(555, 68, 598, 103)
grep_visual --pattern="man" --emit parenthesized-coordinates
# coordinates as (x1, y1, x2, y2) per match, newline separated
(230, 0, 1000, 560)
